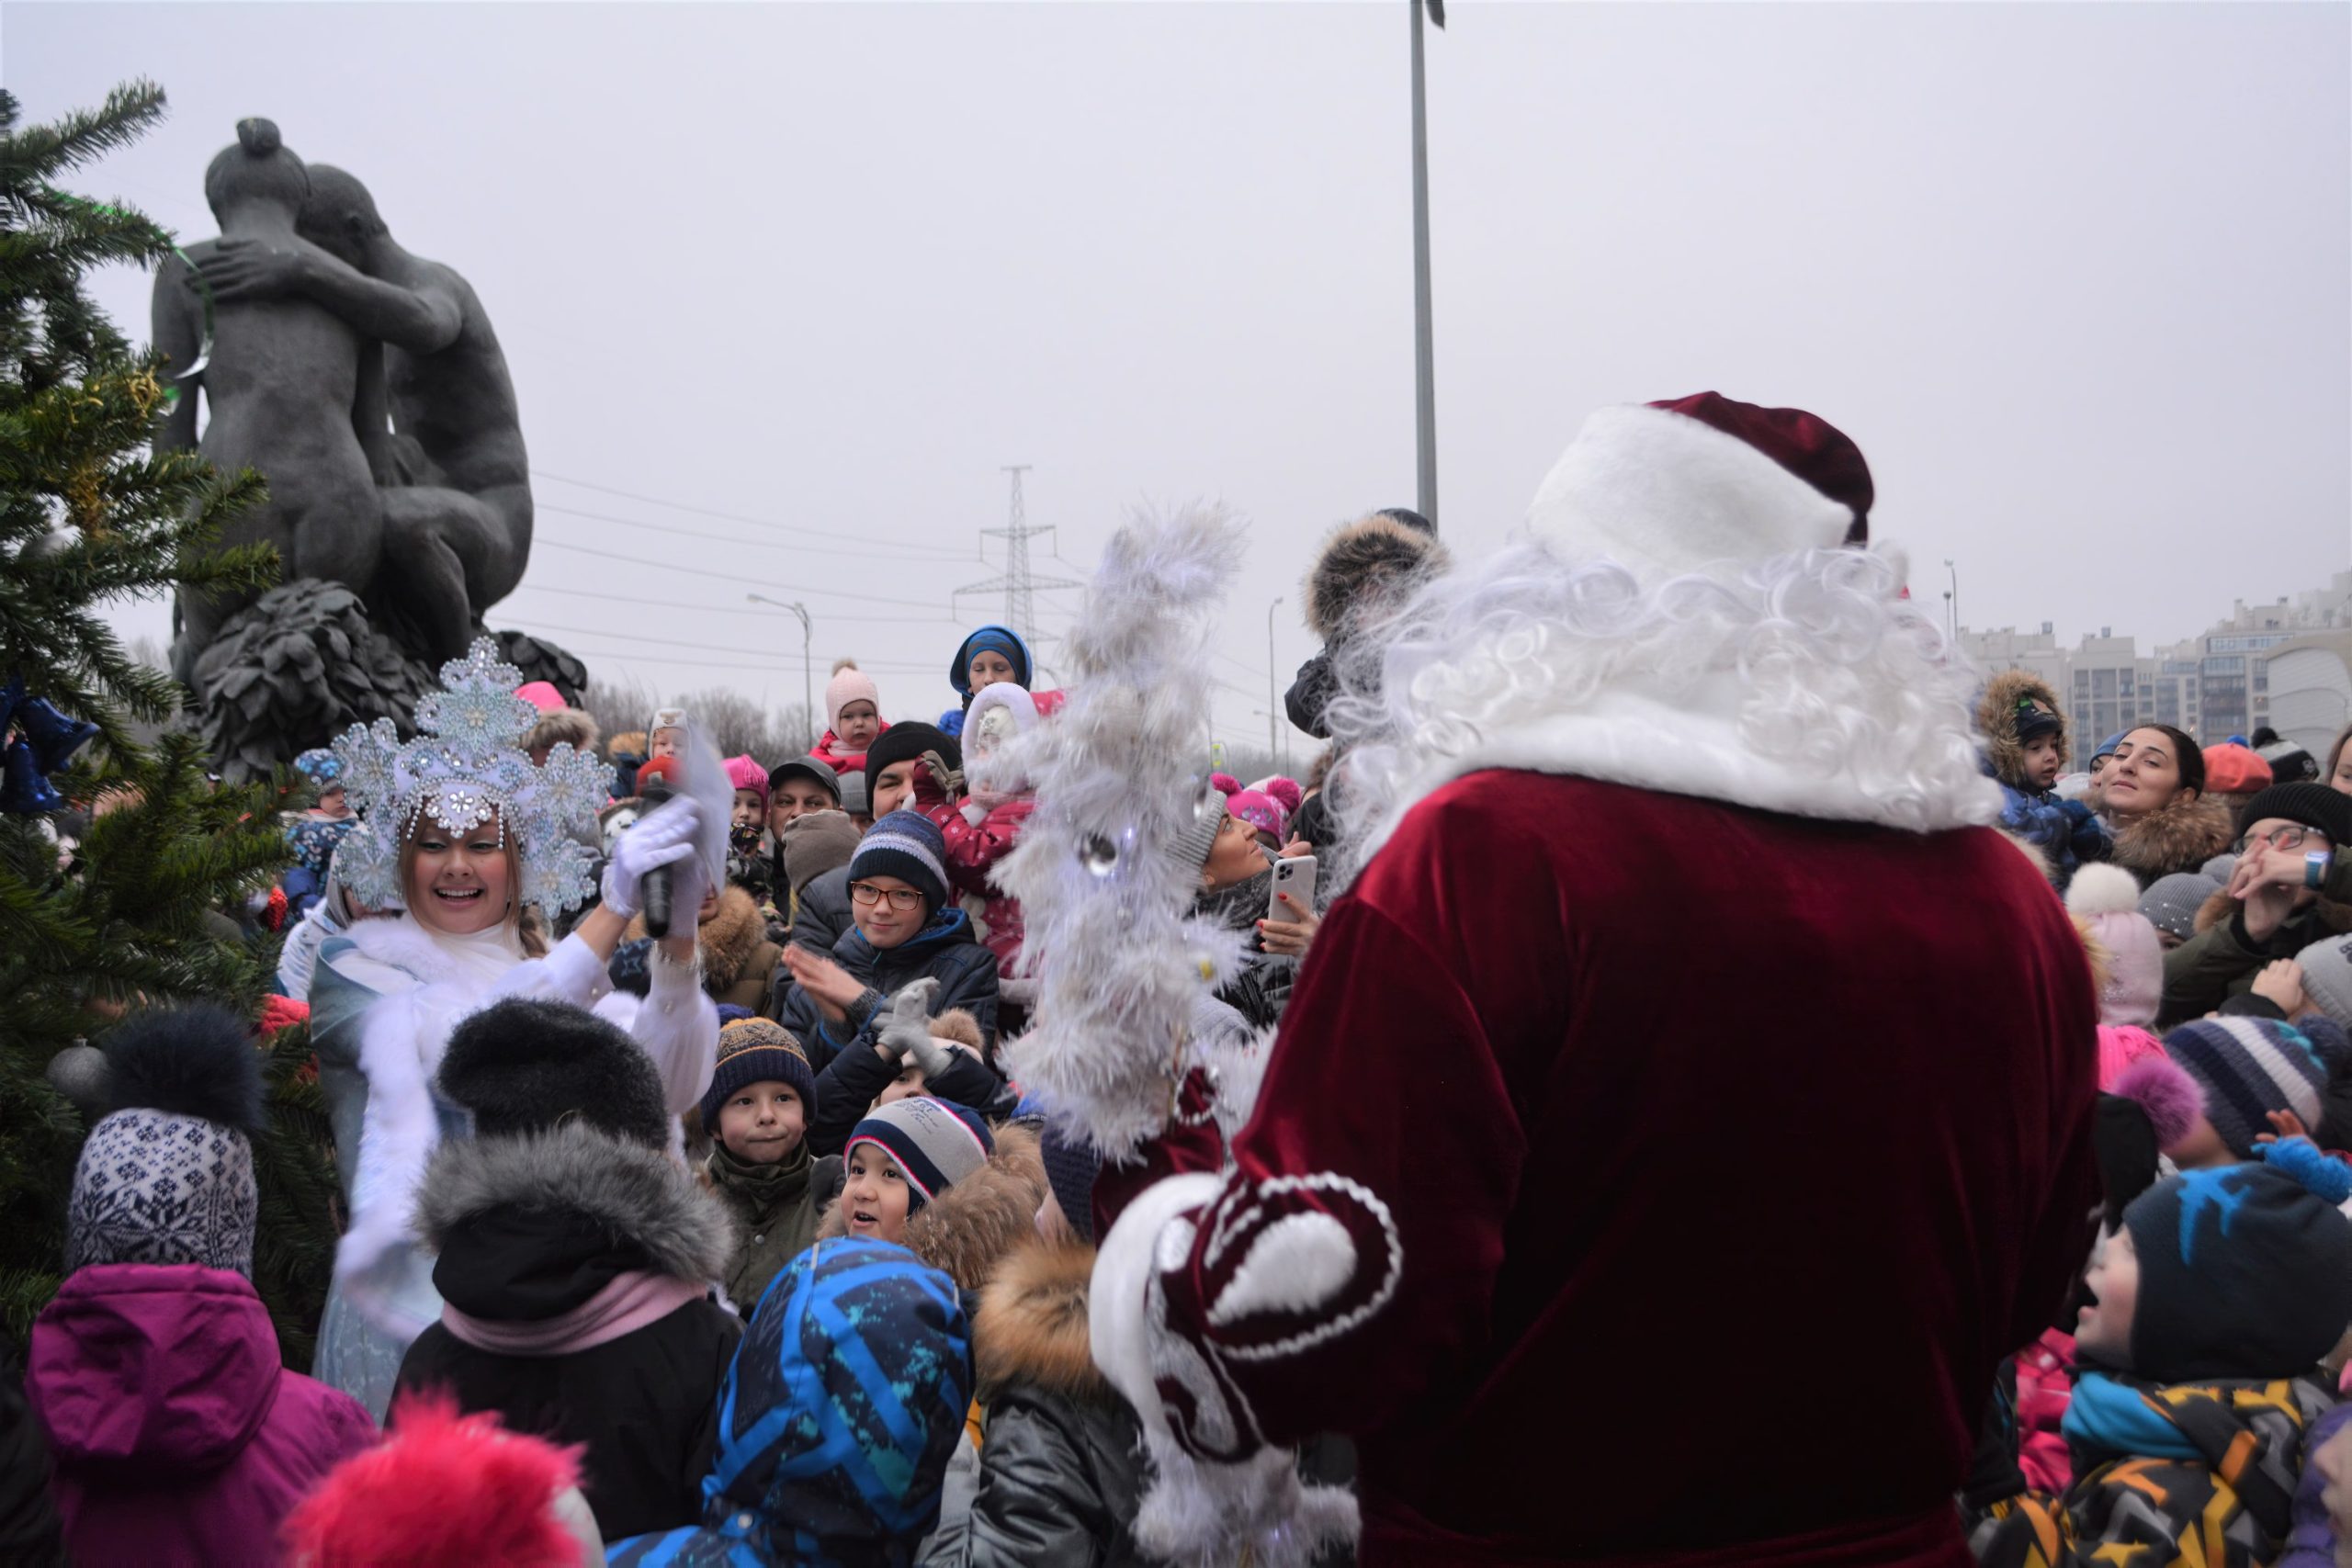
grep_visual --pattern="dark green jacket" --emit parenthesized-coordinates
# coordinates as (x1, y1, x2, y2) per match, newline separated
(2157, 888, 2352, 1030)
(704, 1140, 820, 1315)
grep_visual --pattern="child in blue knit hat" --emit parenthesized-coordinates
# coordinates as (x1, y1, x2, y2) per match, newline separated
(1973, 1143, 2352, 1568)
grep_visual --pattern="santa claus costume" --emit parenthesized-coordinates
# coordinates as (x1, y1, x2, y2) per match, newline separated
(1080, 396, 2100, 1566)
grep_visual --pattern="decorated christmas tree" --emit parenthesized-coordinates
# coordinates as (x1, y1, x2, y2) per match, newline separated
(0, 81, 340, 1362)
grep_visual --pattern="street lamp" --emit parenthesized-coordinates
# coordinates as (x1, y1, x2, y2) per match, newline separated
(745, 593, 813, 752)
(1266, 596, 1284, 769)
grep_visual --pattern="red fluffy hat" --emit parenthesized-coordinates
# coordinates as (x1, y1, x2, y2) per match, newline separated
(281, 1393, 596, 1565)
(1527, 391, 1872, 579)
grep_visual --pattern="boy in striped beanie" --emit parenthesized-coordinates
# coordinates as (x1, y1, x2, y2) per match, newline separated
(2158, 1014, 2347, 1165)
(841, 1095, 995, 1247)
(700, 1019, 825, 1312)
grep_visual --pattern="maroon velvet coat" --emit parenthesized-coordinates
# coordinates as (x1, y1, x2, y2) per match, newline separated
(1149, 771, 2099, 1566)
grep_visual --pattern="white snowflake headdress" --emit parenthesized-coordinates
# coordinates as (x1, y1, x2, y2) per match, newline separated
(330, 638, 613, 915)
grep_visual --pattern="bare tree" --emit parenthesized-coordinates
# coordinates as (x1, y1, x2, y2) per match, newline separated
(582, 676, 808, 766)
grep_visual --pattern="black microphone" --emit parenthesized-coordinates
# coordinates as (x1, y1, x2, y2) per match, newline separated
(636, 763, 676, 939)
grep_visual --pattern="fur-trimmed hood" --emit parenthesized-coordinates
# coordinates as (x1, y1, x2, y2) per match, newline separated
(2110, 795, 2237, 885)
(415, 1123, 734, 1285)
(973, 1232, 1107, 1404)
(1977, 669, 2067, 792)
(1305, 512, 1449, 642)
(628, 885, 771, 992)
(817, 1118, 1044, 1295)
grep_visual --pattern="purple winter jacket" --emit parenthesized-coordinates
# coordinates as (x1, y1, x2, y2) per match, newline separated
(27, 1263, 377, 1567)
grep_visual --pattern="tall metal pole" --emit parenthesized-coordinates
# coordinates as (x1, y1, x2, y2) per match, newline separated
(746, 593, 814, 751)
(1944, 559, 1960, 643)
(797, 603, 814, 754)
(1267, 596, 1284, 766)
(1410, 0, 1439, 529)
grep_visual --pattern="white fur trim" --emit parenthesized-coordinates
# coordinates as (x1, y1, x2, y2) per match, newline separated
(2065, 862, 2145, 919)
(1527, 402, 1857, 581)
(1091, 1172, 1360, 1568)
(1091, 1170, 1223, 1427)
(1207, 1211, 1356, 1327)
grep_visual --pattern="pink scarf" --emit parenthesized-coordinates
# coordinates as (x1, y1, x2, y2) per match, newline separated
(439, 1271, 706, 1356)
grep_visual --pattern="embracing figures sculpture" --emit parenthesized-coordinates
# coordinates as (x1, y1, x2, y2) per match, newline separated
(153, 118, 578, 776)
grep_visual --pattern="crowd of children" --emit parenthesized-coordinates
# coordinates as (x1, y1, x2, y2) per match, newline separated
(23, 565, 2352, 1568)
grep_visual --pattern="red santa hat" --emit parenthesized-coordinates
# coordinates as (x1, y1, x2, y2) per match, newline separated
(1526, 391, 1873, 579)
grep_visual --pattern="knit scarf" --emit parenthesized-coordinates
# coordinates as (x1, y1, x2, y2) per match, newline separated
(709, 1136, 813, 1224)
(439, 1270, 706, 1356)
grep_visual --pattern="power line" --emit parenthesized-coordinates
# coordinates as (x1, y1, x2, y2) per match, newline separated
(532, 539, 956, 612)
(502, 582, 964, 626)
(533, 468, 970, 558)
(537, 502, 967, 565)
(501, 617, 946, 675)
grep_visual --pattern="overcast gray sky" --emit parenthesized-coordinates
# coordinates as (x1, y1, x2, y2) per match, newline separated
(10, 1, 2347, 756)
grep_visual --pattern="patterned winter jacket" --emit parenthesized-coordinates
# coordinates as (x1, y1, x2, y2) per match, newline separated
(1973, 1371, 2337, 1568)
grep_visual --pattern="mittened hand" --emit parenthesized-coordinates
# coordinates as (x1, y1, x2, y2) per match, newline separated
(878, 978, 942, 1062)
(601, 796, 702, 919)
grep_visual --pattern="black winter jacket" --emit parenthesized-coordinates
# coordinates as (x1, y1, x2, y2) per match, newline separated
(808, 1031, 1017, 1157)
(922, 1235, 1148, 1568)
(395, 1125, 743, 1544)
(775, 906, 1000, 1070)
(786, 864, 854, 957)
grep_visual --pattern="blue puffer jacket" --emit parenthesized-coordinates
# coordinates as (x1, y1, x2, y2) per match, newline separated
(774, 906, 1000, 1071)
(1997, 780, 2110, 889)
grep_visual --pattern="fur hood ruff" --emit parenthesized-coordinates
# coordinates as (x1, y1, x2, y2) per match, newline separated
(817, 1119, 1044, 1295)
(415, 1123, 733, 1285)
(1976, 668, 2067, 792)
(628, 885, 770, 992)
(2110, 795, 2236, 883)
(1305, 512, 1449, 642)
(973, 1233, 1108, 1404)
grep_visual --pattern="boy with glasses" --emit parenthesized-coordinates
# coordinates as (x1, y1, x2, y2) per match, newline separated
(2159, 783, 2352, 1026)
(775, 810, 999, 1072)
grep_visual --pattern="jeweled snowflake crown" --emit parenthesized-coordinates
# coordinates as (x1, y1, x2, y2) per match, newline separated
(331, 639, 613, 915)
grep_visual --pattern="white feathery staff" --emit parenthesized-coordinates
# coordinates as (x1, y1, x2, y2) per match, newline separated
(993, 506, 1250, 1158)
(1000, 508, 1360, 1568)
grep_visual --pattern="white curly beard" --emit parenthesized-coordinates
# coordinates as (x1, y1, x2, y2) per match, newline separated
(1321, 540, 2002, 886)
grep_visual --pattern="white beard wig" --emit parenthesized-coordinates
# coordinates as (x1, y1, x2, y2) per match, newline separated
(991, 507, 1252, 1160)
(1320, 538, 2002, 887)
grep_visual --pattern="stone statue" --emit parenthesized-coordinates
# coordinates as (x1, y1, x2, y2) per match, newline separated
(199, 164, 534, 662)
(153, 118, 385, 682)
(153, 119, 578, 779)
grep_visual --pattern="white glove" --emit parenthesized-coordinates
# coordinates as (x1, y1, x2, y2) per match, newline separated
(600, 795, 702, 919)
(959, 800, 989, 828)
(877, 978, 941, 1066)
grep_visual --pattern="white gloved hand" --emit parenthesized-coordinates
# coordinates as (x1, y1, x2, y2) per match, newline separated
(877, 977, 941, 1066)
(600, 795, 702, 919)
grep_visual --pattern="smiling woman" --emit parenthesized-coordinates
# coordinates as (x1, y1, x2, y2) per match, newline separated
(305, 640, 722, 1422)
(401, 813, 525, 943)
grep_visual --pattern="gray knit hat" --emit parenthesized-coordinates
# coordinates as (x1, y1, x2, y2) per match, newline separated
(2140, 873, 2222, 942)
(2298, 934, 2352, 1030)
(1169, 776, 1231, 874)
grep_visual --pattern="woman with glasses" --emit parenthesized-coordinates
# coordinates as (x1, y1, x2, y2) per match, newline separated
(2157, 783, 2352, 1027)
(774, 810, 1000, 1077)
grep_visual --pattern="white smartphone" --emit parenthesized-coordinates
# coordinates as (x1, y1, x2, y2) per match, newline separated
(1267, 855, 1317, 923)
